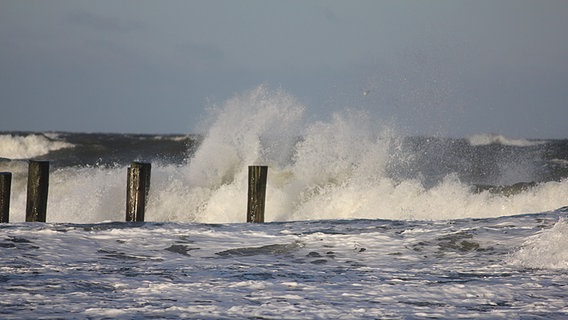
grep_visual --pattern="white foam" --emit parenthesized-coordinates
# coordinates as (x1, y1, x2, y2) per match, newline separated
(467, 133, 545, 147)
(7, 166, 126, 223)
(6, 86, 568, 223)
(152, 135, 188, 142)
(551, 158, 568, 166)
(8, 161, 562, 223)
(0, 133, 74, 159)
(143, 86, 568, 223)
(1, 216, 566, 318)
(508, 217, 568, 269)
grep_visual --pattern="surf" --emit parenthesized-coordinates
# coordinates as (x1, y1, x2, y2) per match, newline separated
(1, 85, 567, 223)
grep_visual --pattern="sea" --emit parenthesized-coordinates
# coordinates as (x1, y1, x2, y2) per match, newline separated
(1, 86, 568, 319)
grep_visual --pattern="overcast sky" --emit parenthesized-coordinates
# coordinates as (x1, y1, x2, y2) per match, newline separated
(1, 0, 567, 138)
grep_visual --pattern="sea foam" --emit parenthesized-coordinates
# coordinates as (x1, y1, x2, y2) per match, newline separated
(0, 133, 74, 159)
(508, 217, 568, 269)
(143, 86, 568, 223)
(467, 133, 545, 147)
(5, 86, 568, 223)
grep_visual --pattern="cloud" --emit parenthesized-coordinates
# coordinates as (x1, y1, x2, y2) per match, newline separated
(168, 42, 229, 73)
(320, 5, 341, 24)
(64, 11, 143, 33)
(177, 42, 224, 62)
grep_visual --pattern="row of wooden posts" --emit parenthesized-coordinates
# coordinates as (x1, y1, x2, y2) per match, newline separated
(0, 160, 268, 223)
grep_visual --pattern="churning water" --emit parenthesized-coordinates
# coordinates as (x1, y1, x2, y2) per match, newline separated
(1, 85, 568, 318)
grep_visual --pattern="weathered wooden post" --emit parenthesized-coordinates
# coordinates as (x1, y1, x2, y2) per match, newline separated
(126, 162, 151, 222)
(247, 165, 268, 223)
(26, 160, 49, 222)
(0, 172, 11, 223)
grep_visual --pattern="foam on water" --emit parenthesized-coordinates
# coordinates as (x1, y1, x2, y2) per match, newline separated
(144, 85, 567, 223)
(467, 133, 545, 147)
(7, 165, 126, 223)
(1, 213, 567, 318)
(508, 217, 568, 269)
(3, 87, 568, 319)
(0, 133, 74, 159)
(4, 85, 568, 223)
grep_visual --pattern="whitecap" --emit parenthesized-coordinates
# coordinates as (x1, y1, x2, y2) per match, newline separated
(467, 133, 545, 147)
(0, 133, 74, 159)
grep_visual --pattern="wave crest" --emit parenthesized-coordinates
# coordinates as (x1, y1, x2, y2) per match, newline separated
(467, 133, 545, 147)
(0, 133, 74, 159)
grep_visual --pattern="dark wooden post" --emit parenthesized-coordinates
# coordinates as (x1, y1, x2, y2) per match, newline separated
(132, 162, 151, 202)
(247, 165, 268, 223)
(26, 160, 49, 222)
(126, 162, 151, 222)
(0, 172, 11, 223)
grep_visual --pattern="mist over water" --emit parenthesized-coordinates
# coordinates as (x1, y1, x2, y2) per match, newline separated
(2, 85, 568, 223)
(147, 85, 567, 223)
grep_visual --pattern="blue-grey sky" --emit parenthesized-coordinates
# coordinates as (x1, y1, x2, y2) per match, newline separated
(1, 0, 567, 138)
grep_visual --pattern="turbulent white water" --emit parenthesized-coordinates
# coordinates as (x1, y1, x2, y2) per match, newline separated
(3, 85, 568, 223)
(507, 217, 568, 269)
(1, 212, 568, 319)
(467, 133, 546, 147)
(2, 86, 568, 319)
(0, 133, 74, 159)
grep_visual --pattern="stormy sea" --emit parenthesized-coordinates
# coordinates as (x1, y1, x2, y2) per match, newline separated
(1, 86, 568, 319)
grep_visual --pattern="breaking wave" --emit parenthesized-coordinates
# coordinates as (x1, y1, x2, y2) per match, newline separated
(3, 86, 568, 223)
(467, 133, 545, 147)
(0, 133, 74, 159)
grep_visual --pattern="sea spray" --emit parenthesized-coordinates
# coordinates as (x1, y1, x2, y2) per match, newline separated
(3, 86, 568, 223)
(149, 85, 305, 222)
(146, 86, 417, 222)
(273, 111, 400, 221)
(185, 85, 304, 189)
(467, 133, 545, 147)
(7, 165, 126, 222)
(146, 85, 568, 223)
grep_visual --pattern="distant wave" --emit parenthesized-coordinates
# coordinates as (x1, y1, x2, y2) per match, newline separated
(550, 159, 568, 167)
(151, 135, 192, 142)
(467, 133, 546, 147)
(0, 133, 74, 159)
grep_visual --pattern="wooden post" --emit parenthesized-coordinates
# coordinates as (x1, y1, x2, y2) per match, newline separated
(247, 165, 268, 223)
(126, 162, 151, 222)
(0, 172, 11, 223)
(132, 162, 151, 202)
(26, 160, 49, 222)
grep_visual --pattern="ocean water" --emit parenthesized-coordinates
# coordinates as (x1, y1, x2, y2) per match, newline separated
(1, 85, 568, 318)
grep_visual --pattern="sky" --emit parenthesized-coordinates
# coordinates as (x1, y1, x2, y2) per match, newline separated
(1, 0, 567, 138)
